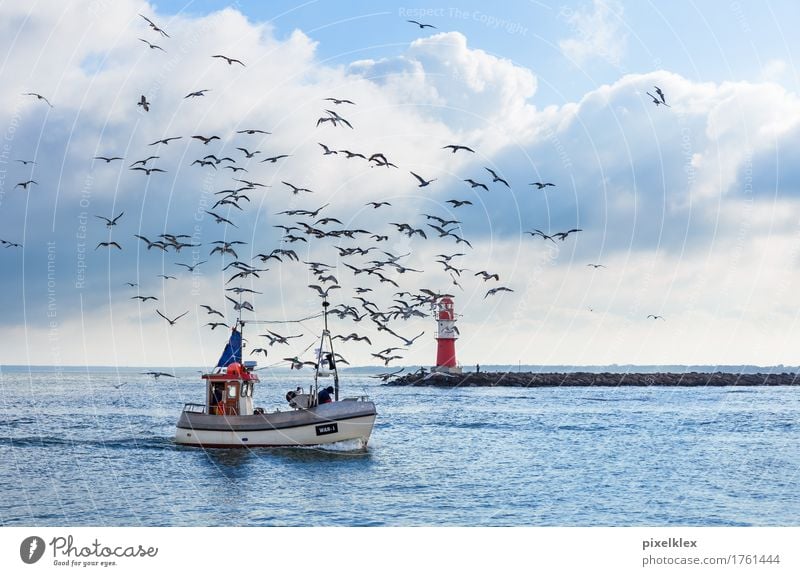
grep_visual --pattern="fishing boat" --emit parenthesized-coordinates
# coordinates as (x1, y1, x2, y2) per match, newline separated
(174, 302, 377, 448)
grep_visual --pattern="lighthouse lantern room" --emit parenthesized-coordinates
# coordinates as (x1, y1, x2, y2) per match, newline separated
(434, 296, 461, 374)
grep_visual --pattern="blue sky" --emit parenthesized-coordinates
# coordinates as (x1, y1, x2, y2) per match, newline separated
(1, 1, 800, 368)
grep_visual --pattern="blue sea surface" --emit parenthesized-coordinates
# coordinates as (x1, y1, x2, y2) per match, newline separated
(1, 367, 798, 526)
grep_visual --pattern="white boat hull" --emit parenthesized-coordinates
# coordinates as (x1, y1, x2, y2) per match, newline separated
(175, 400, 376, 448)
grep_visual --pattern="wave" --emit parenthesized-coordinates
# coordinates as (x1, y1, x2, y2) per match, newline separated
(2, 436, 174, 450)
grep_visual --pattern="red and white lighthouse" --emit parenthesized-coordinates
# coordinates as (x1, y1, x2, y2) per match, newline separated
(434, 296, 459, 372)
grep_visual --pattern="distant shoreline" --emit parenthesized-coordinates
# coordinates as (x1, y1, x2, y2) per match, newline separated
(387, 371, 800, 387)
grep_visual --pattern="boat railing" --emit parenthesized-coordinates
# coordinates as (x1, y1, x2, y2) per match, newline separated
(182, 403, 207, 414)
(340, 395, 371, 403)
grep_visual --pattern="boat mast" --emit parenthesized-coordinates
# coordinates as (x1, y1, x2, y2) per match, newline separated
(318, 300, 339, 401)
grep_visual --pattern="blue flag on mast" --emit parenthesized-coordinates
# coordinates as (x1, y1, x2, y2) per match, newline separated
(216, 329, 242, 367)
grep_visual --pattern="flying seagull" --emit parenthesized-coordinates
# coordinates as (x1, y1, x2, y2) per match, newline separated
(407, 20, 436, 29)
(156, 309, 189, 326)
(485, 286, 514, 298)
(96, 241, 122, 250)
(530, 182, 555, 189)
(647, 315, 665, 320)
(137, 94, 150, 112)
(22, 92, 53, 107)
(138, 38, 165, 51)
(95, 212, 124, 227)
(484, 167, 510, 187)
(185, 89, 210, 98)
(192, 134, 220, 145)
(442, 144, 475, 154)
(654, 85, 667, 105)
(212, 54, 245, 66)
(410, 171, 436, 187)
(149, 137, 182, 146)
(93, 156, 123, 163)
(464, 179, 488, 191)
(139, 14, 169, 37)
(142, 371, 174, 379)
(646, 90, 670, 107)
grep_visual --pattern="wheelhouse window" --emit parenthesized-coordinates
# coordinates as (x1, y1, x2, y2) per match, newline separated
(241, 382, 249, 397)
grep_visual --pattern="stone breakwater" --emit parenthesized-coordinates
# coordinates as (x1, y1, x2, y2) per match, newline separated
(387, 371, 800, 387)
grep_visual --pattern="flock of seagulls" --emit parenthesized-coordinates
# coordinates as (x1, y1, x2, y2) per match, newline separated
(3, 13, 675, 375)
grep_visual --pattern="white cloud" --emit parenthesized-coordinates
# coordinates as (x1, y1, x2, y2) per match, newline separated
(3, 2, 800, 367)
(558, 0, 628, 67)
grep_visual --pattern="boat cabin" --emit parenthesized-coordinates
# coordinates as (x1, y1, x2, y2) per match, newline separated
(201, 361, 259, 416)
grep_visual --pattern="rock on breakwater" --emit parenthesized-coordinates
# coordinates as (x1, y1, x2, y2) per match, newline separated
(387, 371, 800, 387)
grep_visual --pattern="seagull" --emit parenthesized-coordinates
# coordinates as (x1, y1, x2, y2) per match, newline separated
(192, 135, 220, 145)
(156, 309, 189, 325)
(464, 179, 488, 191)
(485, 286, 514, 298)
(647, 315, 665, 320)
(137, 95, 150, 112)
(324, 97, 356, 105)
(130, 155, 159, 167)
(0, 239, 23, 248)
(138, 38, 165, 51)
(133, 235, 168, 251)
(212, 54, 245, 66)
(149, 136, 182, 146)
(318, 143, 338, 155)
(407, 20, 436, 29)
(15, 159, 37, 166)
(15, 180, 37, 190)
(142, 371, 174, 379)
(410, 171, 436, 187)
(646, 91, 670, 107)
(474, 270, 500, 281)
(282, 181, 314, 195)
(366, 201, 391, 209)
(443, 144, 475, 154)
(236, 147, 260, 158)
(205, 322, 229, 330)
(185, 89, 210, 98)
(225, 296, 254, 312)
(95, 212, 124, 227)
(130, 167, 165, 175)
(22, 92, 53, 107)
(260, 154, 290, 163)
(446, 199, 473, 207)
(139, 14, 169, 37)
(250, 348, 269, 357)
(530, 182, 555, 189)
(175, 261, 207, 272)
(124, 282, 138, 287)
(93, 156, 123, 163)
(308, 284, 340, 298)
(484, 167, 510, 188)
(587, 264, 606, 269)
(96, 241, 122, 250)
(654, 85, 667, 105)
(157, 274, 177, 280)
(236, 129, 271, 135)
(131, 295, 158, 302)
(200, 304, 224, 317)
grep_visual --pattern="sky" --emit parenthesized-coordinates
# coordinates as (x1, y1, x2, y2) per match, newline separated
(1, 0, 800, 368)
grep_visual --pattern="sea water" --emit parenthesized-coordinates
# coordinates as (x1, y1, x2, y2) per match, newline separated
(1, 367, 798, 526)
